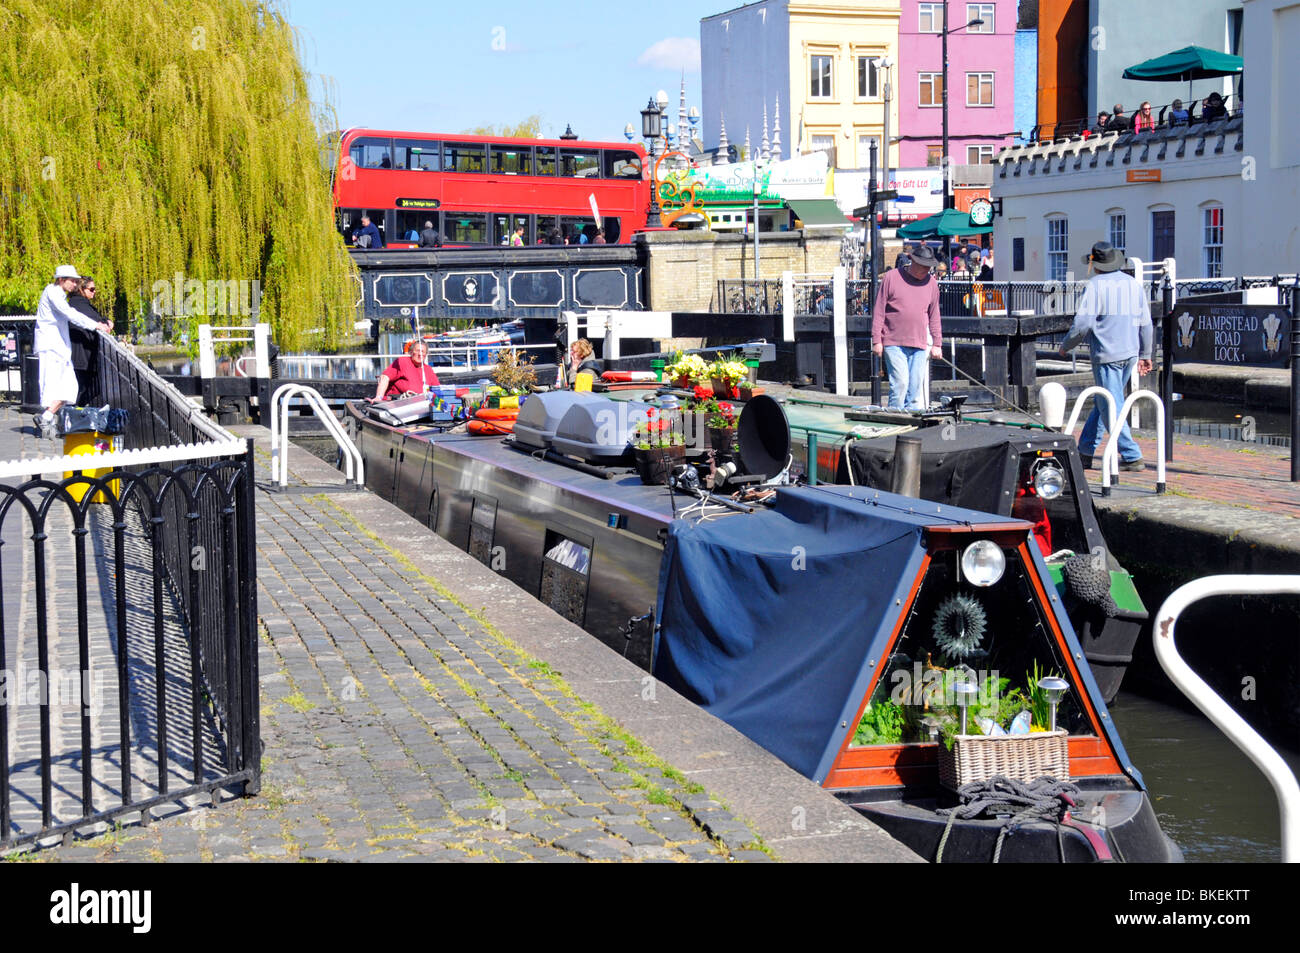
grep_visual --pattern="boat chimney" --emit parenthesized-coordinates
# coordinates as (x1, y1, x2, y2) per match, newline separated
(890, 435, 923, 498)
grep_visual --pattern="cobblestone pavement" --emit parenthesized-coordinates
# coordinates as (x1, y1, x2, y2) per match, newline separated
(9, 462, 766, 862)
(1083, 429, 1298, 519)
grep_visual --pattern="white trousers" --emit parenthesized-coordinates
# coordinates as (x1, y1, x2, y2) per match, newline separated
(38, 351, 79, 407)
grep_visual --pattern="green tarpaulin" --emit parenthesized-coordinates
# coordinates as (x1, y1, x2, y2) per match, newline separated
(896, 208, 993, 239)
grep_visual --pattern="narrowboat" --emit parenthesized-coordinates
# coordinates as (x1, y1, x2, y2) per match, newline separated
(344, 387, 1179, 862)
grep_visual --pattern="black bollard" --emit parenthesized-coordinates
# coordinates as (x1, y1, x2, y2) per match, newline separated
(1291, 284, 1299, 483)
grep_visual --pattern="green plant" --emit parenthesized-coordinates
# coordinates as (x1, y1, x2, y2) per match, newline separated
(853, 700, 904, 745)
(490, 348, 537, 394)
(664, 351, 709, 384)
(708, 354, 749, 385)
(634, 409, 684, 450)
(1026, 660, 1065, 731)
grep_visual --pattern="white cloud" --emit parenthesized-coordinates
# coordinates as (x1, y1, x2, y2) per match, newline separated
(637, 37, 701, 73)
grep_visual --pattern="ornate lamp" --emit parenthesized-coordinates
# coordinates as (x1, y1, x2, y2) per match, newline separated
(1039, 676, 1070, 731)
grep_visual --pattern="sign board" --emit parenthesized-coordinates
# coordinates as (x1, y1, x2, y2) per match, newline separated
(1171, 304, 1291, 368)
(396, 197, 441, 209)
(1126, 169, 1162, 183)
(968, 198, 994, 226)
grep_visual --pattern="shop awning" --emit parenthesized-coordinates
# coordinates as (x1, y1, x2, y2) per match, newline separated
(787, 199, 851, 229)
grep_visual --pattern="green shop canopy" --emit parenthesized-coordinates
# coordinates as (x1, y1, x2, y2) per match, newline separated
(787, 199, 851, 230)
(896, 208, 992, 239)
(1122, 46, 1243, 83)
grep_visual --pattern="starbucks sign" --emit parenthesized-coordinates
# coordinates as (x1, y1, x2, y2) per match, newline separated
(968, 198, 994, 227)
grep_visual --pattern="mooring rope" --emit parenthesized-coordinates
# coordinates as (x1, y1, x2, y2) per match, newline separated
(935, 775, 1081, 863)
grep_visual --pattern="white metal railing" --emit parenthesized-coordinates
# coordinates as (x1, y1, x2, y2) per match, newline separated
(1101, 389, 1166, 494)
(1063, 386, 1120, 477)
(0, 438, 247, 480)
(270, 384, 363, 488)
(1154, 575, 1300, 862)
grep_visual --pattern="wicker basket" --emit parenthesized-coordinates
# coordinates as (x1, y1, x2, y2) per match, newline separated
(937, 730, 1069, 790)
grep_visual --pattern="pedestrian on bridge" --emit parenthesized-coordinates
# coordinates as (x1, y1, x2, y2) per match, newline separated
(1060, 242, 1153, 470)
(871, 244, 943, 412)
(33, 265, 111, 440)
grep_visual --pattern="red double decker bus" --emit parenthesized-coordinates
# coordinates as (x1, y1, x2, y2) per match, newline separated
(331, 128, 649, 248)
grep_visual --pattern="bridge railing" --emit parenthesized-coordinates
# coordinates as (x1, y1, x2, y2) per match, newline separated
(0, 334, 259, 851)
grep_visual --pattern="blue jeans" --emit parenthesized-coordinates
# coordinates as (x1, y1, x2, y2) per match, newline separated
(1078, 357, 1142, 462)
(884, 345, 927, 411)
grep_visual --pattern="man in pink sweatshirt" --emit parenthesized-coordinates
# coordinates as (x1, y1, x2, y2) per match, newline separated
(871, 245, 943, 411)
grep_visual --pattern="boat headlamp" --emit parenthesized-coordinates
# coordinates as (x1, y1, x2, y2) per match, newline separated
(1031, 458, 1066, 500)
(960, 540, 1005, 587)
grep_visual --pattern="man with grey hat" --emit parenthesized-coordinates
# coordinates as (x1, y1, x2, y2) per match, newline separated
(1061, 242, 1152, 469)
(33, 265, 112, 440)
(871, 244, 943, 411)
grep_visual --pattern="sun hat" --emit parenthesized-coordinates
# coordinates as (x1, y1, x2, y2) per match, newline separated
(908, 244, 938, 269)
(1081, 241, 1126, 273)
(54, 264, 80, 280)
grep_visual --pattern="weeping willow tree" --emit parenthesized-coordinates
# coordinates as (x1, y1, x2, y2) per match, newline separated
(0, 0, 357, 351)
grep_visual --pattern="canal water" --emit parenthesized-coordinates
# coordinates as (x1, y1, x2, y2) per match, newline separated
(1110, 692, 1299, 862)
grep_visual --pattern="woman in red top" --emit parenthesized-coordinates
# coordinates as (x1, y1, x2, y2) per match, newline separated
(371, 340, 440, 400)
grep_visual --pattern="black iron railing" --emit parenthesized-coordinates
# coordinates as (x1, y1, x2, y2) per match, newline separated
(1, 336, 258, 850)
(716, 279, 782, 314)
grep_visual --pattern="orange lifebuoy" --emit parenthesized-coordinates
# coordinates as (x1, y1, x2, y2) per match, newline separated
(472, 406, 519, 421)
(468, 418, 514, 435)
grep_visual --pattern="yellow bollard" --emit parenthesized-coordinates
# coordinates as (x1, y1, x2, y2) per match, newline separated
(62, 432, 122, 503)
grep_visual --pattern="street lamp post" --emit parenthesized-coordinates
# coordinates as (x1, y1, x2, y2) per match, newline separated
(641, 97, 664, 228)
(752, 159, 765, 284)
(875, 56, 893, 283)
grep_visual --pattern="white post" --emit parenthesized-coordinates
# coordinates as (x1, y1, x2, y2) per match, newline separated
(604, 311, 620, 361)
(197, 324, 216, 379)
(1101, 389, 1166, 494)
(254, 323, 271, 378)
(1154, 575, 1300, 862)
(782, 270, 795, 342)
(832, 266, 848, 396)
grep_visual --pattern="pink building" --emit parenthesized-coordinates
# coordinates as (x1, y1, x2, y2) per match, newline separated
(898, 1, 1017, 169)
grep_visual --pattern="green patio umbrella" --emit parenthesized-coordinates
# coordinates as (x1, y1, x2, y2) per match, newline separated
(1122, 46, 1242, 103)
(896, 208, 992, 239)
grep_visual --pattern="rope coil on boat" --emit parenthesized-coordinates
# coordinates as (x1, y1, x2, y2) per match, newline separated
(1061, 553, 1119, 617)
(935, 775, 1087, 863)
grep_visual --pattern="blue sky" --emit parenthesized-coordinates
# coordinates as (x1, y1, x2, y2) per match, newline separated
(285, 0, 716, 142)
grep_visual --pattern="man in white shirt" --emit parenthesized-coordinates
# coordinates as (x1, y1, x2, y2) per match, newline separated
(34, 265, 111, 439)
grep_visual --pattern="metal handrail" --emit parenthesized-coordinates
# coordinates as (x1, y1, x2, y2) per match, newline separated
(1101, 389, 1166, 494)
(1154, 575, 1300, 862)
(270, 384, 364, 487)
(1063, 386, 1120, 477)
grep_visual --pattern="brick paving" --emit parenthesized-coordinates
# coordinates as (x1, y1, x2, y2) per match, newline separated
(1083, 428, 1299, 519)
(1, 408, 766, 862)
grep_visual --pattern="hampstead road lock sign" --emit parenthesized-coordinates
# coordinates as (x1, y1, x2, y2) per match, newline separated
(1171, 303, 1291, 368)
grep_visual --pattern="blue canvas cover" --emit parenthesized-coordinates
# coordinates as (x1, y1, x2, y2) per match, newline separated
(652, 486, 931, 780)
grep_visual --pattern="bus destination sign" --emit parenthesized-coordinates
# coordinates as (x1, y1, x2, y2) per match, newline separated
(396, 198, 441, 209)
(1171, 303, 1291, 368)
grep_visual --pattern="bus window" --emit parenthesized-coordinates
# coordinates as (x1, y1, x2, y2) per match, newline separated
(395, 139, 440, 171)
(397, 210, 439, 243)
(349, 137, 393, 170)
(492, 213, 530, 245)
(443, 212, 488, 244)
(444, 143, 486, 173)
(537, 215, 559, 242)
(560, 149, 600, 177)
(535, 147, 557, 176)
(603, 150, 642, 179)
(561, 217, 597, 244)
(602, 217, 621, 243)
(490, 146, 532, 175)
(338, 207, 387, 244)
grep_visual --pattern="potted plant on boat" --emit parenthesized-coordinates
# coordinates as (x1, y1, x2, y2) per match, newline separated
(485, 348, 537, 409)
(633, 409, 686, 485)
(704, 398, 739, 458)
(709, 355, 750, 398)
(664, 351, 709, 389)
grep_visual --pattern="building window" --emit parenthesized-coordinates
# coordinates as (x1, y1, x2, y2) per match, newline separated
(810, 55, 832, 99)
(1203, 206, 1224, 278)
(966, 144, 995, 164)
(1108, 213, 1127, 256)
(967, 3, 995, 33)
(919, 72, 943, 107)
(1012, 237, 1025, 273)
(926, 144, 943, 166)
(1047, 216, 1069, 281)
(859, 135, 882, 167)
(966, 72, 994, 107)
(858, 57, 880, 99)
(810, 135, 835, 163)
(919, 2, 944, 33)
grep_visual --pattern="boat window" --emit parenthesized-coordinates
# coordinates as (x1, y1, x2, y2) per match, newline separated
(848, 543, 1090, 747)
(395, 139, 440, 171)
(348, 136, 392, 170)
(444, 142, 486, 173)
(602, 149, 643, 178)
(540, 529, 592, 626)
(559, 149, 600, 178)
(490, 146, 532, 175)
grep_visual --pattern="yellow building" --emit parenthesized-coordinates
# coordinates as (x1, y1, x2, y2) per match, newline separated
(702, 0, 901, 171)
